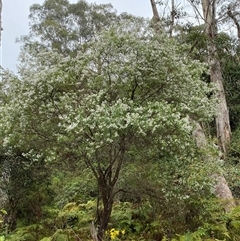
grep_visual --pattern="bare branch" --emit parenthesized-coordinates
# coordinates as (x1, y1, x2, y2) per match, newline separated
(227, 5, 240, 39)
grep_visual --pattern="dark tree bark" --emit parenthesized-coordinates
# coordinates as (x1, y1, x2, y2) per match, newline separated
(85, 138, 126, 241)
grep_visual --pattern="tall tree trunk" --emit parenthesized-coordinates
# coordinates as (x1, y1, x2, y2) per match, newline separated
(192, 121, 235, 212)
(88, 142, 125, 241)
(150, 0, 235, 212)
(150, 0, 162, 32)
(202, 0, 231, 156)
(199, 0, 234, 211)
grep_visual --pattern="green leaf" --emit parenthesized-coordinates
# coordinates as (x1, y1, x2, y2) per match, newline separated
(0, 209, 7, 215)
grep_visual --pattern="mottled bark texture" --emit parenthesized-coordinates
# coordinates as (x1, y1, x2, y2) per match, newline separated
(192, 120, 235, 212)
(150, 0, 162, 32)
(150, 0, 235, 212)
(202, 0, 231, 156)
(201, 0, 234, 211)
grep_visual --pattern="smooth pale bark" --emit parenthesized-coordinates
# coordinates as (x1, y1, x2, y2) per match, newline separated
(202, 0, 231, 156)
(200, 0, 234, 211)
(212, 174, 235, 212)
(150, 0, 162, 32)
(210, 51, 231, 155)
(149, 0, 235, 212)
(90, 221, 98, 241)
(192, 121, 207, 147)
(192, 121, 235, 212)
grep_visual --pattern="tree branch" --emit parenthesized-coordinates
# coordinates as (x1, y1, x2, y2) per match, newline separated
(227, 5, 240, 40)
(150, 0, 162, 33)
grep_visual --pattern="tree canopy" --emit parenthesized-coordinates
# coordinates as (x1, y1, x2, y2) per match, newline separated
(0, 19, 219, 239)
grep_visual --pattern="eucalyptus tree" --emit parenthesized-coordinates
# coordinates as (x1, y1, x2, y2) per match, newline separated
(17, 0, 139, 60)
(0, 19, 217, 239)
(151, 0, 239, 156)
(181, 25, 240, 130)
(150, 0, 161, 31)
(150, 0, 189, 37)
(150, 0, 236, 211)
(200, 0, 231, 157)
(218, 0, 240, 39)
(187, 0, 240, 155)
(190, 0, 238, 209)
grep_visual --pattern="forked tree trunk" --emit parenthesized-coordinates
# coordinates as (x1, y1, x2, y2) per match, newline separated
(87, 142, 125, 241)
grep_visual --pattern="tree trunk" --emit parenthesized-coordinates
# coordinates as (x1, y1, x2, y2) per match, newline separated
(201, 1, 234, 209)
(201, 0, 231, 156)
(192, 120, 235, 212)
(210, 52, 231, 156)
(149, 0, 235, 212)
(90, 143, 125, 241)
(96, 177, 114, 241)
(5, 197, 18, 233)
(150, 0, 162, 32)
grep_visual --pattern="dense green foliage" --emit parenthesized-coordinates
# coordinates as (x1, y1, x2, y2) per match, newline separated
(1, 0, 240, 240)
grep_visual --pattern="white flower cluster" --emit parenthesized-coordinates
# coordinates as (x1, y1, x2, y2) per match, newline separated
(0, 21, 216, 169)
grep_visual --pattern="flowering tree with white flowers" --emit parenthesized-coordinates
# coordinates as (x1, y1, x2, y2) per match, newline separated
(0, 21, 216, 240)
